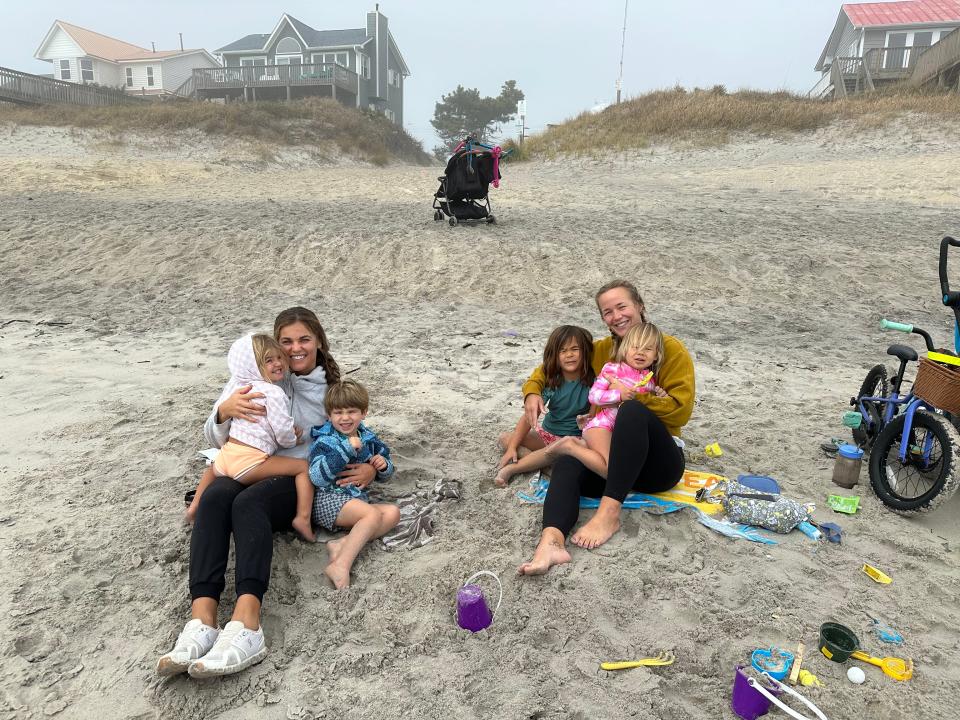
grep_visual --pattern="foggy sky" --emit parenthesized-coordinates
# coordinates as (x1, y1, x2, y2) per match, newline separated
(2, 0, 848, 149)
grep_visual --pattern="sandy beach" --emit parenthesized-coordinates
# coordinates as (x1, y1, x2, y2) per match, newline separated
(1, 117, 959, 719)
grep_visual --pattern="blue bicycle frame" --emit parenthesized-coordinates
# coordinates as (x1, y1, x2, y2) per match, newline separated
(857, 392, 939, 465)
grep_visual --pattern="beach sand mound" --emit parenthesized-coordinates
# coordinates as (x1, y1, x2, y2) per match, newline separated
(0, 119, 958, 719)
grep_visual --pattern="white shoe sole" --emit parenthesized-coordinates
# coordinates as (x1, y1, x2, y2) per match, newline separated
(187, 647, 267, 678)
(156, 655, 192, 677)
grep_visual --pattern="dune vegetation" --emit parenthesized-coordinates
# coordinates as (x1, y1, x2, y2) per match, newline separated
(503, 86, 960, 158)
(0, 97, 431, 165)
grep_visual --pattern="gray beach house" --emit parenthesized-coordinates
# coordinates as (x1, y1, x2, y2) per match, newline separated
(810, 0, 960, 97)
(196, 6, 408, 124)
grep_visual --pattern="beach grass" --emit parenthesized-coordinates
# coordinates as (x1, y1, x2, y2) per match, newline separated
(515, 86, 960, 157)
(0, 98, 431, 165)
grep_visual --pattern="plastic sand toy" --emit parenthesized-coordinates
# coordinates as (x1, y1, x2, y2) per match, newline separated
(827, 494, 860, 514)
(862, 564, 892, 584)
(751, 647, 794, 681)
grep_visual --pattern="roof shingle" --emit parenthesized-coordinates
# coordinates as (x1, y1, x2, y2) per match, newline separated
(843, 0, 960, 27)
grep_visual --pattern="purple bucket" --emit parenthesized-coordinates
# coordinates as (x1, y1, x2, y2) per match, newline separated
(731, 665, 772, 720)
(456, 571, 502, 633)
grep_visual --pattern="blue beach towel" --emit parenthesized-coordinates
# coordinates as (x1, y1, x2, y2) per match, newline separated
(517, 473, 776, 545)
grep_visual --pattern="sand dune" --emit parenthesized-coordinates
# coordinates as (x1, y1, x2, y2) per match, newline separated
(1, 118, 958, 719)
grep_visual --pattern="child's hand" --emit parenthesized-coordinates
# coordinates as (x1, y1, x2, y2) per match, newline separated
(498, 447, 518, 469)
(348, 435, 362, 451)
(369, 454, 388, 472)
(576, 414, 590, 430)
(294, 425, 303, 443)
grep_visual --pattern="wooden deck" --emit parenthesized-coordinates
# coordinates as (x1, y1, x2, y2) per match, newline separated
(909, 27, 960, 88)
(192, 63, 359, 102)
(0, 66, 139, 106)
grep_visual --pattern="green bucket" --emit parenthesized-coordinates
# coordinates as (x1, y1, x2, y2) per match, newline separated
(819, 622, 859, 662)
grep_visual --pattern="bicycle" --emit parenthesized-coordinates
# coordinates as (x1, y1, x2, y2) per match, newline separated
(847, 236, 960, 514)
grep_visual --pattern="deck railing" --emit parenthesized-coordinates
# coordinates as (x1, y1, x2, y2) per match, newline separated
(193, 63, 359, 94)
(0, 65, 138, 106)
(909, 27, 960, 86)
(807, 72, 834, 98)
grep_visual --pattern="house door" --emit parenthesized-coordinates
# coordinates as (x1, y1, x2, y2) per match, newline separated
(885, 32, 908, 69)
(909, 31, 934, 66)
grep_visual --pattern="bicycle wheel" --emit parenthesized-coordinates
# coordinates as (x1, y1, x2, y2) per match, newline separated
(852, 364, 888, 451)
(869, 410, 960, 515)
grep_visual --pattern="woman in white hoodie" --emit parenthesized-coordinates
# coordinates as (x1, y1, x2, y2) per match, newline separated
(157, 307, 377, 679)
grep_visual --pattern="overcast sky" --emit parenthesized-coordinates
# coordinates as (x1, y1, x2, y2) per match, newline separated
(3, 0, 847, 149)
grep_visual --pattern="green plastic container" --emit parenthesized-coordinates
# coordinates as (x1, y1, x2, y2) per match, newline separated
(819, 622, 859, 662)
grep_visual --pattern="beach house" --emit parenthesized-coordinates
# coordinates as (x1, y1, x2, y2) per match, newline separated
(203, 7, 408, 124)
(33, 20, 220, 96)
(811, 0, 960, 97)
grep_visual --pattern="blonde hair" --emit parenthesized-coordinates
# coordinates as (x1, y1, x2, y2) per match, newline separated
(324, 380, 369, 413)
(614, 323, 664, 374)
(251, 334, 287, 381)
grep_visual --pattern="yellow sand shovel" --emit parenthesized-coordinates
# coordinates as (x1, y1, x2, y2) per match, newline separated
(600, 651, 676, 671)
(850, 650, 913, 681)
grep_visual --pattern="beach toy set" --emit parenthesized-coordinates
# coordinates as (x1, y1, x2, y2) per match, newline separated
(818, 622, 913, 682)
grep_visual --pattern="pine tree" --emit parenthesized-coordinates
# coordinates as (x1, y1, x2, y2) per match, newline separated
(430, 81, 524, 159)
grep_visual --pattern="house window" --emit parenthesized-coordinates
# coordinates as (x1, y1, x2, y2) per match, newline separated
(384, 108, 395, 122)
(146, 66, 154, 87)
(80, 58, 94, 82)
(241, 57, 266, 78)
(59, 59, 71, 80)
(125, 68, 133, 87)
(276, 37, 301, 54)
(314, 52, 348, 67)
(359, 53, 370, 79)
(388, 69, 401, 87)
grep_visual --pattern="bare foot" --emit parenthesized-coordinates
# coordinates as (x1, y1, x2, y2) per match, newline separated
(324, 538, 350, 589)
(571, 512, 621, 550)
(184, 503, 197, 524)
(494, 466, 515, 488)
(517, 536, 571, 576)
(291, 516, 316, 543)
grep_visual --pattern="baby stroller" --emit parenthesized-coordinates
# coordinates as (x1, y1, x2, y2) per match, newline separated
(432, 137, 508, 226)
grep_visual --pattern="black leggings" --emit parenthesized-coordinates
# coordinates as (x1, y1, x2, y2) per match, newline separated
(189, 475, 297, 603)
(542, 401, 685, 535)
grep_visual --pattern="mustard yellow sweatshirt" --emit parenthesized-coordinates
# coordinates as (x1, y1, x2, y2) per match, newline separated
(521, 333, 695, 437)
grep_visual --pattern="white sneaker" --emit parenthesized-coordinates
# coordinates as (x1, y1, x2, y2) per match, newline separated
(156, 619, 220, 676)
(187, 620, 267, 678)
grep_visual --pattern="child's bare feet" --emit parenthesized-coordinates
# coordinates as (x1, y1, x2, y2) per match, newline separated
(291, 516, 316, 543)
(494, 466, 515, 488)
(324, 537, 351, 589)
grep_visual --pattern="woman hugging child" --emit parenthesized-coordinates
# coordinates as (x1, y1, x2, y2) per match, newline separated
(496, 325, 595, 487)
(308, 380, 400, 589)
(186, 333, 316, 542)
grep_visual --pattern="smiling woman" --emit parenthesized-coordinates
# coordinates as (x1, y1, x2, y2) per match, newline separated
(157, 307, 376, 679)
(517, 280, 696, 576)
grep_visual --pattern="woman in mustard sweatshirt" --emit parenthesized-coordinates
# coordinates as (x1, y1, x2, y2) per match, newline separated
(518, 280, 695, 576)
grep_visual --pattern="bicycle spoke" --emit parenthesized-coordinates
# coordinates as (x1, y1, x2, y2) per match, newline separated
(882, 426, 942, 501)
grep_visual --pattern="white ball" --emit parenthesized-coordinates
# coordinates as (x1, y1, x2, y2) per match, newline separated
(847, 666, 866, 684)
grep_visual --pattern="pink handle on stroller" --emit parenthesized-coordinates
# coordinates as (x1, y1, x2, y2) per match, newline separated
(491, 146, 502, 188)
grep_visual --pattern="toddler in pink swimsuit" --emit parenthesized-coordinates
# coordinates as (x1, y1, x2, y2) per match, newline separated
(580, 323, 667, 475)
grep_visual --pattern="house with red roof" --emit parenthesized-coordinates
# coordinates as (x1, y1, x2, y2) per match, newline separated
(811, 0, 960, 97)
(34, 20, 220, 96)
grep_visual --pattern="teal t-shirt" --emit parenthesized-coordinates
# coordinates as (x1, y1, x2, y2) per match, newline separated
(541, 379, 591, 437)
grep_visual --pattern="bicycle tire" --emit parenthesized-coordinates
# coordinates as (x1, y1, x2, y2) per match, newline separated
(852, 364, 889, 451)
(869, 410, 960, 515)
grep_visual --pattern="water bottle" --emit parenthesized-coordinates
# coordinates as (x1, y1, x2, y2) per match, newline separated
(832, 444, 863, 489)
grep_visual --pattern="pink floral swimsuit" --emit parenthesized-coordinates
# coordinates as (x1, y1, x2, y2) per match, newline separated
(582, 361, 656, 432)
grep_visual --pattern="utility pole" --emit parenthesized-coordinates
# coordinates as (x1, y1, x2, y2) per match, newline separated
(616, 0, 629, 103)
(517, 100, 527, 144)
(179, 33, 184, 51)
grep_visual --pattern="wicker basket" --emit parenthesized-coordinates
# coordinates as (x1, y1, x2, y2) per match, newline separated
(913, 356, 960, 414)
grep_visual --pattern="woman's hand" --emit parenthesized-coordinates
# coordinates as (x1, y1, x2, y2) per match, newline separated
(498, 446, 518, 469)
(337, 462, 376, 489)
(217, 385, 267, 423)
(524, 393, 545, 429)
(604, 376, 637, 402)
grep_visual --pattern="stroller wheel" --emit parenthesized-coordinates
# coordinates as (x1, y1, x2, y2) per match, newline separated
(487, 215, 496, 224)
(433, 210, 442, 221)
(448, 217, 458, 227)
